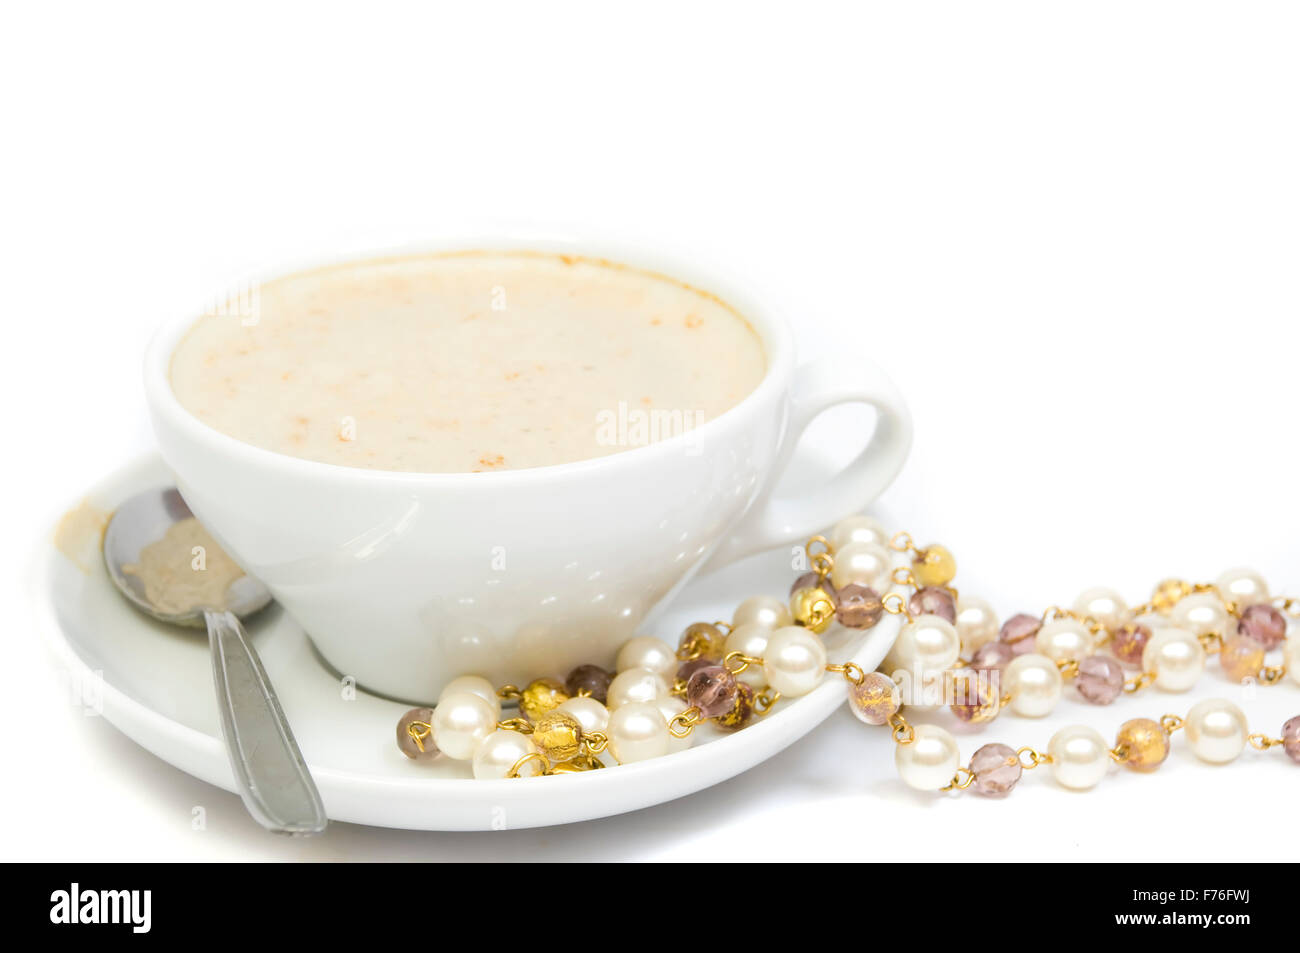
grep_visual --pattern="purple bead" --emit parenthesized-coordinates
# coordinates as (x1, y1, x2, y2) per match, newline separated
(999, 613, 1042, 655)
(1076, 655, 1124, 705)
(686, 665, 739, 718)
(970, 743, 1021, 796)
(1110, 623, 1151, 666)
(836, 583, 883, 628)
(791, 571, 835, 599)
(1238, 604, 1287, 651)
(565, 664, 613, 704)
(950, 670, 1000, 723)
(1283, 716, 1300, 764)
(676, 656, 715, 684)
(396, 707, 438, 760)
(908, 586, 956, 623)
(970, 641, 1014, 672)
(714, 683, 755, 732)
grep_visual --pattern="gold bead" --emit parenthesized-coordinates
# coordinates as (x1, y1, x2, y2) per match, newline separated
(1219, 635, 1265, 683)
(679, 622, 726, 661)
(1151, 578, 1191, 613)
(912, 544, 956, 587)
(1116, 717, 1170, 771)
(548, 754, 603, 773)
(847, 672, 901, 725)
(519, 677, 569, 721)
(713, 683, 755, 732)
(530, 709, 584, 762)
(790, 585, 836, 634)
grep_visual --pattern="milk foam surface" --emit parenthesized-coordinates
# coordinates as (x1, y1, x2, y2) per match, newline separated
(170, 251, 766, 472)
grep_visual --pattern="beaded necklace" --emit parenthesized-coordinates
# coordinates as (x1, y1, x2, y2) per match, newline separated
(396, 514, 1300, 794)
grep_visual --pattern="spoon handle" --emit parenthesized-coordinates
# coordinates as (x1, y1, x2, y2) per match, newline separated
(205, 609, 328, 834)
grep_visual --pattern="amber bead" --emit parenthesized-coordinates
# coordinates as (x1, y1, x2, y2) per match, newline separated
(1151, 578, 1191, 613)
(679, 622, 727, 661)
(1219, 635, 1265, 684)
(1116, 718, 1169, 771)
(912, 544, 956, 587)
(549, 754, 603, 773)
(790, 585, 837, 633)
(531, 709, 584, 763)
(519, 677, 569, 721)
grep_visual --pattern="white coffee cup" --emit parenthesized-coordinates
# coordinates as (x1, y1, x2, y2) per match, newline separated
(144, 235, 911, 701)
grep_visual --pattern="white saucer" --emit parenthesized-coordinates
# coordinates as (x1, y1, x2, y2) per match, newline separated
(34, 453, 902, 831)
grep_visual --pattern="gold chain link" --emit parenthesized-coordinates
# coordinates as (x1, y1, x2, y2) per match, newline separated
(1016, 746, 1053, 769)
(668, 708, 703, 738)
(1124, 671, 1155, 694)
(723, 651, 761, 675)
(941, 766, 976, 791)
(406, 721, 433, 753)
(754, 688, 782, 715)
(888, 711, 914, 744)
(826, 662, 866, 686)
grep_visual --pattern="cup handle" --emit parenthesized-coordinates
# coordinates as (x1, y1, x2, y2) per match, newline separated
(702, 354, 912, 571)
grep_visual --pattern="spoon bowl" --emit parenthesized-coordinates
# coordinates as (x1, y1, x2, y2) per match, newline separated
(103, 487, 327, 835)
(104, 488, 273, 624)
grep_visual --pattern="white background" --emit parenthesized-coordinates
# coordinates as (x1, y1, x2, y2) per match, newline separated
(3, 1, 1298, 861)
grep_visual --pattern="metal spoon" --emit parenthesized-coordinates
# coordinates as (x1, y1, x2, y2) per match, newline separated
(103, 487, 327, 835)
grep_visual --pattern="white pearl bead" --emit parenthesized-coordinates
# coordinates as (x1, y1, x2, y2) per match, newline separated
(1048, 725, 1111, 790)
(556, 696, 609, 736)
(1004, 653, 1063, 717)
(761, 625, 828, 697)
(431, 692, 498, 760)
(1142, 626, 1205, 692)
(895, 724, 960, 791)
(1073, 587, 1128, 630)
(1185, 698, 1248, 764)
(830, 514, 889, 550)
(1216, 567, 1269, 608)
(1288, 636, 1300, 686)
(606, 667, 668, 709)
(1035, 618, 1095, 662)
(616, 635, 677, 679)
(732, 595, 792, 632)
(1170, 592, 1231, 637)
(723, 622, 771, 688)
(472, 729, 540, 779)
(607, 701, 670, 763)
(829, 541, 894, 592)
(653, 695, 694, 754)
(888, 614, 961, 674)
(438, 675, 501, 717)
(954, 596, 999, 656)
